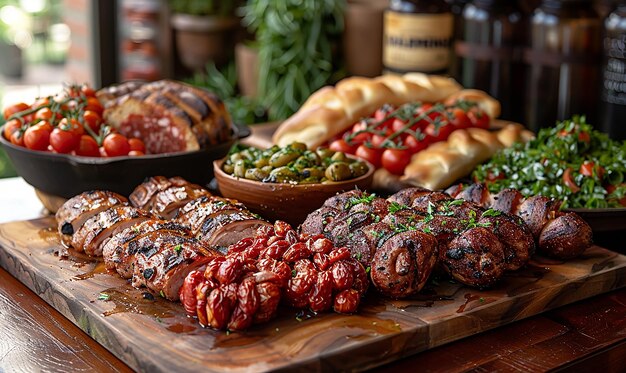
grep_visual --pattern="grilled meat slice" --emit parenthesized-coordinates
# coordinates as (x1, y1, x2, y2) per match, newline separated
(207, 219, 271, 250)
(386, 186, 431, 206)
(324, 209, 383, 247)
(56, 191, 127, 246)
(346, 222, 394, 267)
(129, 176, 178, 209)
(151, 184, 211, 219)
(300, 206, 340, 236)
(370, 230, 438, 298)
(130, 232, 218, 300)
(70, 206, 152, 255)
(101, 219, 191, 276)
(176, 196, 247, 235)
(441, 227, 506, 288)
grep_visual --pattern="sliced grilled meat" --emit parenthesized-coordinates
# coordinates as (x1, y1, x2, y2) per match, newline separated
(131, 233, 217, 301)
(56, 191, 127, 246)
(442, 227, 506, 288)
(70, 206, 153, 256)
(176, 196, 246, 234)
(386, 186, 431, 206)
(207, 219, 271, 250)
(151, 183, 211, 219)
(129, 176, 178, 209)
(101, 219, 191, 276)
(370, 229, 438, 298)
(300, 206, 340, 236)
(346, 222, 394, 267)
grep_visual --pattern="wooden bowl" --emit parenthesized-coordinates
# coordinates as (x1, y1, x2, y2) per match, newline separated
(213, 158, 375, 226)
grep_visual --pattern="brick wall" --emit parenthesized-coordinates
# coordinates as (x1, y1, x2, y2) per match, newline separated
(63, 0, 96, 85)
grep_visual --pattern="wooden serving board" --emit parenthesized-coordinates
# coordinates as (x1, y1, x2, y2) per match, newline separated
(1, 217, 625, 372)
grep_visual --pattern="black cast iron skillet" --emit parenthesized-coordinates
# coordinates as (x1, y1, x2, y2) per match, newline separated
(0, 123, 250, 198)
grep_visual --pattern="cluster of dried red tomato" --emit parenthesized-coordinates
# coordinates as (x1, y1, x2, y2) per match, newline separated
(179, 221, 368, 331)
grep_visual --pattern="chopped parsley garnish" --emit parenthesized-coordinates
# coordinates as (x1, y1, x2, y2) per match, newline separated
(97, 293, 110, 301)
(481, 209, 501, 218)
(389, 202, 408, 214)
(173, 244, 182, 254)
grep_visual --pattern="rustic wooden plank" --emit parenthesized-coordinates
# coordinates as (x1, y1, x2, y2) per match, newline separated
(0, 217, 625, 372)
(0, 268, 132, 373)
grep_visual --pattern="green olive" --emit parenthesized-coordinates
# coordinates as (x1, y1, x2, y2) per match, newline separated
(254, 157, 269, 168)
(270, 166, 298, 179)
(349, 161, 369, 177)
(316, 147, 334, 160)
(222, 163, 235, 174)
(233, 159, 247, 178)
(293, 156, 313, 170)
(245, 168, 269, 181)
(289, 142, 307, 151)
(331, 151, 348, 162)
(302, 150, 321, 166)
(269, 150, 301, 168)
(301, 167, 325, 179)
(325, 162, 352, 181)
(229, 153, 243, 163)
(261, 165, 273, 173)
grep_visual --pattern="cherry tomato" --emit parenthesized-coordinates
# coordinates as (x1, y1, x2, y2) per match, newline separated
(128, 138, 146, 153)
(103, 133, 130, 157)
(371, 133, 389, 148)
(329, 138, 357, 154)
(3, 102, 29, 120)
(373, 104, 395, 128)
(562, 167, 581, 193)
(579, 161, 594, 177)
(578, 131, 590, 143)
(3, 119, 22, 140)
(404, 134, 429, 153)
(37, 120, 54, 132)
(355, 144, 383, 168)
(381, 148, 412, 175)
(128, 150, 145, 156)
(50, 127, 80, 153)
(9, 129, 24, 146)
(32, 97, 50, 109)
(449, 108, 472, 129)
(349, 120, 371, 145)
(424, 122, 454, 143)
(99, 146, 108, 157)
(468, 109, 490, 129)
(75, 135, 100, 157)
(35, 107, 54, 122)
(59, 118, 85, 137)
(391, 118, 408, 133)
(85, 97, 104, 115)
(23, 123, 52, 151)
(83, 110, 102, 133)
(81, 84, 96, 98)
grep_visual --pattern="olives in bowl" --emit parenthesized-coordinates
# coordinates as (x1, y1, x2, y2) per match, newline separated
(221, 142, 370, 184)
(214, 142, 374, 226)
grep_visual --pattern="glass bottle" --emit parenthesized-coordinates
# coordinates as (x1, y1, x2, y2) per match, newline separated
(455, 0, 526, 122)
(600, 3, 626, 140)
(524, 0, 602, 131)
(383, 0, 454, 74)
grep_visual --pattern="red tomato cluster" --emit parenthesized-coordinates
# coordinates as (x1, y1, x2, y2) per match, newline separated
(2, 84, 145, 157)
(328, 101, 490, 175)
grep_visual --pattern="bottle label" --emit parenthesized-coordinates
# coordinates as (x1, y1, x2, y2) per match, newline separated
(602, 34, 626, 106)
(383, 11, 453, 73)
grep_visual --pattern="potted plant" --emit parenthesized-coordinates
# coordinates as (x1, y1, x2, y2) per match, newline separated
(169, 0, 243, 71)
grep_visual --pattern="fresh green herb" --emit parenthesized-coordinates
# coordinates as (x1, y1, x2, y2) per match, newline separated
(174, 244, 182, 254)
(159, 290, 165, 298)
(291, 269, 297, 278)
(481, 209, 501, 218)
(354, 253, 362, 261)
(479, 297, 485, 303)
(423, 226, 432, 234)
(365, 266, 371, 274)
(389, 202, 408, 214)
(97, 293, 110, 301)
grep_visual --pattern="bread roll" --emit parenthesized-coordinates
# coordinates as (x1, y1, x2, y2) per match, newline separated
(401, 124, 534, 190)
(271, 73, 502, 149)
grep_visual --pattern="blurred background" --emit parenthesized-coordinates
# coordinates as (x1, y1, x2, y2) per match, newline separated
(0, 0, 623, 178)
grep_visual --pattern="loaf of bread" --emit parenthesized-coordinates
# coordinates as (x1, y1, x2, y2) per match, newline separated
(401, 123, 534, 190)
(98, 80, 232, 154)
(272, 73, 500, 149)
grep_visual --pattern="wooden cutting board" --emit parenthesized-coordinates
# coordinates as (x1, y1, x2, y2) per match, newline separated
(1, 217, 625, 372)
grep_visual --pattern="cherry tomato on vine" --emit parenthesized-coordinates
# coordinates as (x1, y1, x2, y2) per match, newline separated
(59, 118, 84, 137)
(329, 138, 357, 154)
(355, 144, 383, 168)
(24, 123, 52, 151)
(3, 102, 29, 120)
(468, 109, 490, 129)
(373, 105, 395, 128)
(128, 138, 146, 153)
(103, 133, 130, 157)
(424, 122, 454, 143)
(75, 135, 100, 157)
(449, 108, 472, 129)
(81, 84, 96, 98)
(85, 97, 104, 115)
(391, 118, 408, 133)
(381, 148, 412, 175)
(3, 119, 22, 140)
(35, 107, 54, 121)
(9, 129, 24, 146)
(32, 97, 50, 109)
(371, 133, 389, 148)
(404, 134, 429, 153)
(83, 110, 102, 133)
(128, 150, 145, 156)
(50, 127, 80, 153)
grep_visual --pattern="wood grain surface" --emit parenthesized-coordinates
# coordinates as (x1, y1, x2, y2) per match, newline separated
(1, 217, 625, 373)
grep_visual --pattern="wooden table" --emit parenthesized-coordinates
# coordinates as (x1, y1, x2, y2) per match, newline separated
(0, 177, 625, 372)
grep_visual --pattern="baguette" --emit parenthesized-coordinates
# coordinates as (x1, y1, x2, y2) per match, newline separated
(272, 73, 500, 149)
(401, 124, 534, 190)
